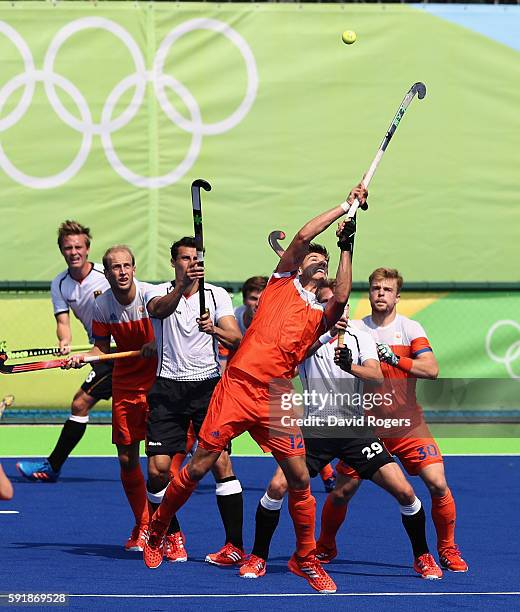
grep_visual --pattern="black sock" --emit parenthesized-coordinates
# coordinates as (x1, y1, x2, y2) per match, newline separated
(147, 485, 180, 534)
(251, 502, 281, 561)
(401, 506, 429, 558)
(216, 476, 243, 548)
(167, 515, 181, 534)
(48, 419, 87, 472)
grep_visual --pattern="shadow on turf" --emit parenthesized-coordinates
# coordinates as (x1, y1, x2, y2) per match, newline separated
(11, 542, 142, 560)
(9, 544, 416, 579)
(12, 476, 118, 484)
(265, 556, 411, 577)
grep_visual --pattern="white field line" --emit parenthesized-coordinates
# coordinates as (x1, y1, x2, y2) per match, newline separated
(64, 592, 520, 599)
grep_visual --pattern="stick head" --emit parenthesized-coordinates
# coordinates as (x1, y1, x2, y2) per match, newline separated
(268, 230, 286, 258)
(269, 230, 285, 242)
(413, 82, 427, 100)
(191, 179, 212, 192)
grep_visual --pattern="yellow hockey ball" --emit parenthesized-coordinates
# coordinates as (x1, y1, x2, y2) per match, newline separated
(342, 30, 357, 45)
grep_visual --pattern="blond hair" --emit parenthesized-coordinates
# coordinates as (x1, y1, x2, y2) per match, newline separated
(102, 245, 135, 269)
(368, 267, 403, 293)
(57, 220, 91, 250)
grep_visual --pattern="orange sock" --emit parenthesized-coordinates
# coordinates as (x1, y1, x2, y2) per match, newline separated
(318, 494, 348, 549)
(288, 487, 316, 558)
(120, 465, 149, 526)
(155, 465, 198, 529)
(320, 463, 334, 482)
(186, 423, 197, 452)
(169, 453, 185, 479)
(431, 488, 456, 551)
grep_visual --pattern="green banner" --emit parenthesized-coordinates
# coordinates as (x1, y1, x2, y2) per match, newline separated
(0, 2, 518, 282)
(1, 290, 519, 411)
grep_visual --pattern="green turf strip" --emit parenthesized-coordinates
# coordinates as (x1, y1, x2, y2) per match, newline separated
(0, 424, 518, 457)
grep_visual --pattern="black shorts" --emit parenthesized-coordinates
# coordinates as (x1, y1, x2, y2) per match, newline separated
(304, 436, 394, 480)
(80, 360, 113, 401)
(146, 377, 222, 456)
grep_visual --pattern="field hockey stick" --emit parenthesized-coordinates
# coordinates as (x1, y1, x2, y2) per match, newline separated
(337, 304, 350, 348)
(0, 350, 141, 375)
(191, 178, 212, 317)
(268, 230, 286, 258)
(4, 344, 93, 360)
(341, 82, 427, 219)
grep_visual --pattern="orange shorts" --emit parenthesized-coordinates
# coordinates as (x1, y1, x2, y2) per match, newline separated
(337, 436, 443, 479)
(112, 388, 149, 446)
(198, 367, 305, 461)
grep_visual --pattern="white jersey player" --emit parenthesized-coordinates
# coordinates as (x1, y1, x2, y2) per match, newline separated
(143, 236, 245, 567)
(17, 221, 111, 483)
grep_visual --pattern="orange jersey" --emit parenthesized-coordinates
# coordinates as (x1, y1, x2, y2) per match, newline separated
(230, 271, 326, 383)
(92, 280, 157, 392)
(353, 314, 433, 431)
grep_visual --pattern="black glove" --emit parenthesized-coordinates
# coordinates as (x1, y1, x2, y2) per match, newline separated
(337, 217, 356, 252)
(334, 346, 353, 372)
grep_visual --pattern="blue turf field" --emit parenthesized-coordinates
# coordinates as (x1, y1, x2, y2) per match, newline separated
(1, 456, 519, 611)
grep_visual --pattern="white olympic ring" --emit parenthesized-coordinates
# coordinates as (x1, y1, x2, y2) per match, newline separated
(0, 17, 258, 189)
(485, 320, 520, 380)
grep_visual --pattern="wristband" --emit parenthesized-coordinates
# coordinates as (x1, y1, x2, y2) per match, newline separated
(319, 331, 334, 345)
(397, 356, 413, 372)
(339, 201, 350, 213)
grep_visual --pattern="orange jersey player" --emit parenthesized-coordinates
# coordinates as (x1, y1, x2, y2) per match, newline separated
(66, 245, 157, 553)
(318, 267, 468, 574)
(220, 275, 337, 492)
(143, 182, 369, 594)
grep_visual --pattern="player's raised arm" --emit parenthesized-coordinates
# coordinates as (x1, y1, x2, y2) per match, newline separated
(276, 183, 367, 274)
(147, 260, 204, 319)
(328, 242, 352, 322)
(146, 282, 185, 319)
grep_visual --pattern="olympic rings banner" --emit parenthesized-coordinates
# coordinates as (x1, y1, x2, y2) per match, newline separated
(0, 3, 518, 282)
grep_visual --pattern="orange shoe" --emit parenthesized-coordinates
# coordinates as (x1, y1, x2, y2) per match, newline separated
(288, 553, 337, 593)
(439, 545, 468, 572)
(143, 519, 166, 569)
(239, 554, 267, 579)
(414, 553, 443, 580)
(124, 523, 149, 552)
(205, 543, 246, 566)
(165, 532, 188, 563)
(316, 541, 337, 564)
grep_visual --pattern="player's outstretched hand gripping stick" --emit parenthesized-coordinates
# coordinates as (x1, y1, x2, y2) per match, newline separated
(0, 350, 141, 375)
